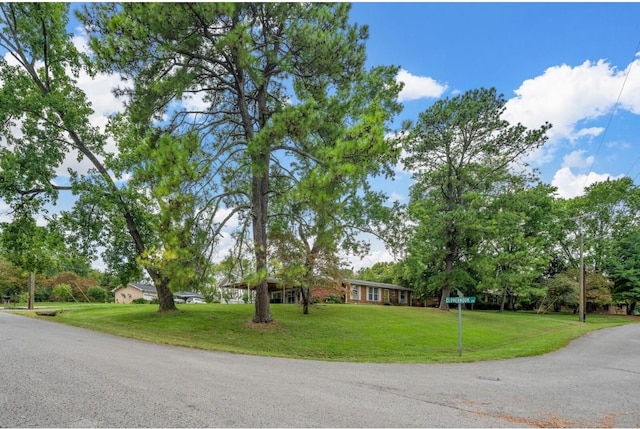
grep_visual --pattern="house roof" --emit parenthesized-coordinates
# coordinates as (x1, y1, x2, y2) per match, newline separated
(223, 277, 413, 292)
(174, 291, 203, 299)
(128, 282, 157, 294)
(342, 279, 413, 292)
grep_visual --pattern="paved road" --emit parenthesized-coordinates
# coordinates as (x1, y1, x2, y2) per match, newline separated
(0, 311, 639, 428)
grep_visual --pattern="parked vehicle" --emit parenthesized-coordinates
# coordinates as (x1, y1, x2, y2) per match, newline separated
(174, 298, 186, 304)
(187, 297, 206, 304)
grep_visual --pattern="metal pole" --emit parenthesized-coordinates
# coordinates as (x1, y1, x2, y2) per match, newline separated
(456, 289, 463, 357)
(458, 301, 463, 357)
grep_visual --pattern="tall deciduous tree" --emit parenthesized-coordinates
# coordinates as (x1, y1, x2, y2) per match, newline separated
(0, 3, 207, 311)
(401, 88, 550, 310)
(477, 182, 557, 311)
(607, 227, 640, 315)
(564, 178, 640, 273)
(0, 207, 66, 308)
(83, 3, 396, 322)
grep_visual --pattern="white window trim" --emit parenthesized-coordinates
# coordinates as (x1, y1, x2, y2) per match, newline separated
(367, 287, 380, 302)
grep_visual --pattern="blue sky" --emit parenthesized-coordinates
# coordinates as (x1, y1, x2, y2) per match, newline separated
(3, 2, 640, 271)
(346, 2, 640, 268)
(349, 2, 640, 199)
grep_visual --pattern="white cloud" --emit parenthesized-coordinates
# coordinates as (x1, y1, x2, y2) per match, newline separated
(210, 231, 235, 261)
(551, 167, 623, 199)
(71, 25, 90, 55)
(505, 58, 640, 168)
(503, 59, 637, 140)
(389, 192, 405, 203)
(213, 206, 240, 229)
(0, 201, 11, 223)
(606, 140, 631, 150)
(344, 246, 396, 272)
(396, 69, 447, 102)
(561, 150, 595, 169)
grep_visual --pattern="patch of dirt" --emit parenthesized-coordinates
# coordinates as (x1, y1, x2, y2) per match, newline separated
(498, 413, 582, 428)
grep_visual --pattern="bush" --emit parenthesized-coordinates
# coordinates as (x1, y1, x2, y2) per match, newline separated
(131, 298, 147, 304)
(34, 287, 51, 302)
(53, 284, 73, 302)
(18, 292, 28, 303)
(87, 286, 107, 302)
(325, 294, 342, 304)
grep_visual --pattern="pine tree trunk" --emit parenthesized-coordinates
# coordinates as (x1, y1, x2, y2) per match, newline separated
(252, 166, 272, 323)
(439, 245, 455, 311)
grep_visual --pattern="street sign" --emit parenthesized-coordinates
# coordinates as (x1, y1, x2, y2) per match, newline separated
(447, 293, 476, 357)
(445, 296, 476, 304)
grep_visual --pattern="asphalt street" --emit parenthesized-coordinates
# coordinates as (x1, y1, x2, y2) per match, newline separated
(0, 311, 638, 428)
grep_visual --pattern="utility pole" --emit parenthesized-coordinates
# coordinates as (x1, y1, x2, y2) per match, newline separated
(571, 214, 589, 323)
(578, 217, 584, 323)
(28, 271, 35, 310)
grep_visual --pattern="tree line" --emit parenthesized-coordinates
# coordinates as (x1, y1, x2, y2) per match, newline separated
(1, 3, 638, 321)
(362, 175, 640, 315)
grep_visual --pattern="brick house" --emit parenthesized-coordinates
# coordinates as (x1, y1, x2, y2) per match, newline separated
(224, 277, 413, 306)
(343, 279, 412, 305)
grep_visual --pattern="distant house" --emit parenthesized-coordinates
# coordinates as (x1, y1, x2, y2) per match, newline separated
(113, 282, 202, 304)
(223, 277, 413, 306)
(114, 282, 157, 303)
(344, 279, 413, 306)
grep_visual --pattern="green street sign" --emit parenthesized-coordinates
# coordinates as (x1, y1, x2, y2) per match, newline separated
(445, 296, 476, 304)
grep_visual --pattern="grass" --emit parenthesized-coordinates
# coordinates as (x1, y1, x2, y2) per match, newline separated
(8, 302, 638, 363)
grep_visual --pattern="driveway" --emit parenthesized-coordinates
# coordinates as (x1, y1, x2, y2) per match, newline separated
(0, 311, 638, 427)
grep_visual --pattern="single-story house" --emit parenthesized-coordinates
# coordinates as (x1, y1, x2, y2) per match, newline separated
(113, 282, 203, 304)
(114, 282, 158, 303)
(223, 277, 413, 306)
(344, 279, 413, 305)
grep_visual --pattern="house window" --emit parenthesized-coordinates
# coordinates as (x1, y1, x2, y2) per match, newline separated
(399, 291, 407, 304)
(367, 287, 379, 301)
(351, 285, 359, 300)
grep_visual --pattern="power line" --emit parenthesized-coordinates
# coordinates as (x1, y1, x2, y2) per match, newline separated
(586, 41, 640, 187)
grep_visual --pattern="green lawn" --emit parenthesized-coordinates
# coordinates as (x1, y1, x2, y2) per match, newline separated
(10, 302, 638, 363)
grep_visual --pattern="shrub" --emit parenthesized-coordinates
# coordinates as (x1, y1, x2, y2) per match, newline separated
(34, 287, 51, 302)
(325, 294, 342, 304)
(131, 298, 147, 304)
(53, 284, 73, 302)
(87, 286, 107, 302)
(200, 286, 221, 303)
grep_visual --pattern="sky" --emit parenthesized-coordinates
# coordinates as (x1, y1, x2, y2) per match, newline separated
(2, 2, 640, 272)
(343, 2, 640, 270)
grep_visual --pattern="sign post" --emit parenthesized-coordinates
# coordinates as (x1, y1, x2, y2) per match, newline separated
(445, 291, 476, 357)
